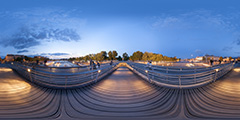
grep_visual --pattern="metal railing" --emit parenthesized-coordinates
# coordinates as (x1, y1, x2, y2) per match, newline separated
(126, 62, 235, 89)
(8, 62, 119, 89)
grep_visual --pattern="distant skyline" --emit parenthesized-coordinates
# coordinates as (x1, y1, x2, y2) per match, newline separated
(1, 0, 240, 59)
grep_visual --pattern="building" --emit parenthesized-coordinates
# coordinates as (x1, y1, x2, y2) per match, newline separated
(195, 56, 203, 61)
(5, 54, 24, 62)
(34, 56, 47, 60)
(205, 55, 220, 61)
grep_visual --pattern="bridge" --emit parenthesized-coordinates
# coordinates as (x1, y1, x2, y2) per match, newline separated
(0, 62, 240, 119)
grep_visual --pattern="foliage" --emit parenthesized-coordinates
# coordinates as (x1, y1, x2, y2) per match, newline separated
(130, 51, 143, 61)
(108, 51, 113, 60)
(202, 56, 206, 61)
(112, 50, 118, 60)
(229, 56, 232, 61)
(130, 51, 177, 61)
(219, 56, 223, 61)
(122, 52, 129, 61)
(117, 56, 122, 61)
(14, 57, 23, 61)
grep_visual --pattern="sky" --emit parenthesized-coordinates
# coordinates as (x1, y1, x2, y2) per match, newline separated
(0, 0, 240, 59)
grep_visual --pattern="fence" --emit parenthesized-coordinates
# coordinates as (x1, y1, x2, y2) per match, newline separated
(8, 62, 119, 89)
(126, 62, 235, 89)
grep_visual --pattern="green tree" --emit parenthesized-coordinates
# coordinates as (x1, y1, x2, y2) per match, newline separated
(229, 56, 232, 62)
(202, 56, 206, 61)
(112, 50, 118, 60)
(131, 51, 143, 61)
(237, 57, 240, 61)
(117, 56, 122, 61)
(84, 55, 90, 62)
(108, 51, 113, 60)
(95, 53, 104, 61)
(219, 56, 223, 61)
(142, 52, 150, 61)
(15, 57, 23, 62)
(122, 52, 129, 61)
(101, 51, 107, 60)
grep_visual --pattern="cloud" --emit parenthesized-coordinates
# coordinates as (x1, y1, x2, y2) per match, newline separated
(236, 38, 240, 45)
(17, 50, 29, 53)
(47, 53, 70, 56)
(223, 46, 233, 51)
(37, 53, 70, 56)
(235, 52, 240, 54)
(151, 10, 238, 31)
(1, 25, 80, 49)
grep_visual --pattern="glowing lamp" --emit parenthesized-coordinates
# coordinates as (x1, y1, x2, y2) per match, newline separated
(27, 68, 31, 72)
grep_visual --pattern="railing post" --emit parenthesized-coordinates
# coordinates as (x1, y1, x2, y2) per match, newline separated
(146, 70, 151, 83)
(65, 76, 68, 89)
(179, 76, 181, 89)
(95, 70, 101, 83)
(27, 68, 32, 82)
(194, 69, 196, 83)
(214, 69, 218, 82)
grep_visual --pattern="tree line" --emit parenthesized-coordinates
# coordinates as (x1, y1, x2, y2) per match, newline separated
(129, 51, 178, 61)
(68, 50, 177, 62)
(69, 50, 130, 62)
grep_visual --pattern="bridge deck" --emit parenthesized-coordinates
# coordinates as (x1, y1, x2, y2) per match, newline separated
(0, 65, 240, 120)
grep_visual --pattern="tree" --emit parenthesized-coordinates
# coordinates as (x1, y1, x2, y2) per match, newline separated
(142, 52, 150, 61)
(117, 56, 122, 61)
(84, 55, 90, 62)
(229, 56, 232, 62)
(100, 51, 107, 60)
(219, 56, 223, 61)
(108, 51, 113, 60)
(202, 56, 206, 61)
(15, 57, 23, 62)
(122, 52, 129, 61)
(112, 50, 118, 60)
(95, 53, 104, 61)
(131, 51, 143, 61)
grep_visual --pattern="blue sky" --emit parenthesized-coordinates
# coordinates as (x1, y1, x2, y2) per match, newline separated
(0, 0, 240, 59)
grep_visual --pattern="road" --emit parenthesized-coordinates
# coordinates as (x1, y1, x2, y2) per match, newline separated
(0, 64, 240, 120)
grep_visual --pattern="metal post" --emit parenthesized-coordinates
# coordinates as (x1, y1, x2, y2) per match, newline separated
(27, 68, 32, 82)
(146, 70, 151, 83)
(214, 71, 217, 82)
(179, 76, 181, 89)
(194, 75, 196, 83)
(65, 76, 68, 89)
(29, 70, 32, 82)
(194, 69, 196, 83)
(96, 71, 99, 83)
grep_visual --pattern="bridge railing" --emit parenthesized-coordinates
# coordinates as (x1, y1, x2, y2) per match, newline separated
(8, 62, 119, 89)
(126, 62, 234, 89)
